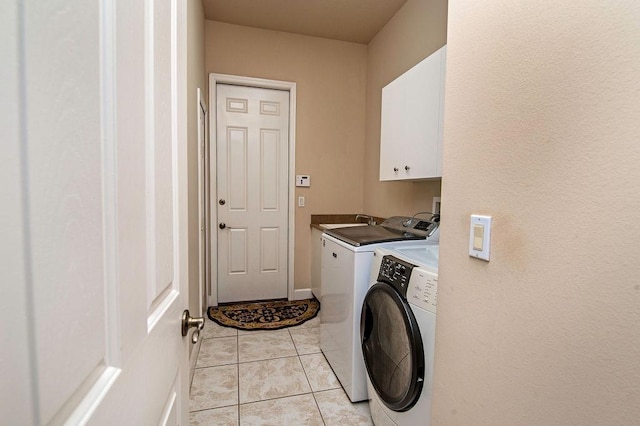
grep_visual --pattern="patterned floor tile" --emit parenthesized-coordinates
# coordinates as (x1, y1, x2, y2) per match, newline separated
(299, 353, 341, 392)
(238, 356, 311, 404)
(190, 406, 238, 426)
(295, 315, 320, 329)
(238, 330, 297, 362)
(190, 365, 238, 411)
(196, 336, 237, 368)
(314, 388, 373, 426)
(239, 394, 323, 426)
(200, 318, 238, 339)
(289, 326, 321, 355)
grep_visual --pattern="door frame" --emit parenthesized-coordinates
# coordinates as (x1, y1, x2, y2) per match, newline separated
(197, 87, 209, 315)
(208, 73, 297, 306)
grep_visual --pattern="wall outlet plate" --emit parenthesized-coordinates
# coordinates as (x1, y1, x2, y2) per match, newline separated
(432, 197, 441, 214)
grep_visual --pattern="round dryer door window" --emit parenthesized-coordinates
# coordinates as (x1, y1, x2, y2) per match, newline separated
(360, 282, 424, 412)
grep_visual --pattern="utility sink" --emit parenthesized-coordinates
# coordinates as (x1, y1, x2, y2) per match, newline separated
(319, 223, 368, 230)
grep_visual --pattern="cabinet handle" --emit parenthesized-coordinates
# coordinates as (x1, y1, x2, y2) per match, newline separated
(393, 167, 399, 172)
(332, 252, 337, 258)
(405, 165, 410, 171)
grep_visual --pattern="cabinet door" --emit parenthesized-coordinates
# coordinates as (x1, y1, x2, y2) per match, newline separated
(403, 48, 443, 179)
(380, 76, 406, 180)
(379, 46, 446, 181)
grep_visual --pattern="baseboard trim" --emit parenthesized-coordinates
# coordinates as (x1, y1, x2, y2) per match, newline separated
(293, 288, 313, 300)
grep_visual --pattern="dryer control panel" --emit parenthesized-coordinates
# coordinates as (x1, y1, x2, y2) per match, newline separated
(377, 256, 414, 298)
(406, 267, 438, 314)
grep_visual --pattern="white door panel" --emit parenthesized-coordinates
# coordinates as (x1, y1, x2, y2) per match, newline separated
(2, 0, 191, 424)
(216, 84, 289, 303)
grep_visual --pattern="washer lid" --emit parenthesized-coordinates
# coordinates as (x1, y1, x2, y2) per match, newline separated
(393, 245, 439, 270)
(324, 216, 437, 246)
(325, 225, 425, 246)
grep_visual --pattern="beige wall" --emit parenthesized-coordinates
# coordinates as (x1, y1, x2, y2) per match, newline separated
(363, 0, 448, 218)
(204, 21, 367, 290)
(433, 1, 640, 424)
(187, 0, 205, 318)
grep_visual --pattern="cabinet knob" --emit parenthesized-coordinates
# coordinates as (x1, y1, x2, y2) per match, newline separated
(405, 165, 411, 171)
(393, 167, 399, 172)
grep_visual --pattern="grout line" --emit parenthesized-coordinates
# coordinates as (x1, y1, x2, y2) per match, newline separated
(237, 350, 320, 365)
(189, 402, 238, 414)
(297, 355, 314, 394)
(194, 363, 238, 370)
(311, 390, 327, 425)
(236, 335, 240, 425)
(240, 390, 316, 407)
(289, 327, 302, 357)
(200, 334, 237, 341)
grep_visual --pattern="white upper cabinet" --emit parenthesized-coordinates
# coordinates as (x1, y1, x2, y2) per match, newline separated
(380, 45, 447, 181)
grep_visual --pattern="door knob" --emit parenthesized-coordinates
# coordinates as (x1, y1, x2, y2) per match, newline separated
(181, 310, 204, 344)
(218, 199, 225, 205)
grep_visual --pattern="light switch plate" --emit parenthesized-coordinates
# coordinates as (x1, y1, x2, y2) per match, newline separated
(469, 215, 491, 261)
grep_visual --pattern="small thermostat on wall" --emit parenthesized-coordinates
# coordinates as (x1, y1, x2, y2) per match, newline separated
(296, 175, 311, 187)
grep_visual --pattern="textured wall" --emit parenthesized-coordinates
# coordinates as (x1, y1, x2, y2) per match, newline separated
(205, 21, 367, 290)
(364, 0, 448, 218)
(433, 1, 640, 424)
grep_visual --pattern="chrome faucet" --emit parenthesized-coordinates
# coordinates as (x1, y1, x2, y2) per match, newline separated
(356, 214, 376, 225)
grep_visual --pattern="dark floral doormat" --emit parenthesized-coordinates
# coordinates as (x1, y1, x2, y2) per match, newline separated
(207, 298, 320, 331)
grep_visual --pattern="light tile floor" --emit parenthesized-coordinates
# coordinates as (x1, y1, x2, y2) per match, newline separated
(189, 316, 373, 426)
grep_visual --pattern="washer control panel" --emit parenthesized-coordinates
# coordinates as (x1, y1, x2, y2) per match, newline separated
(406, 267, 438, 314)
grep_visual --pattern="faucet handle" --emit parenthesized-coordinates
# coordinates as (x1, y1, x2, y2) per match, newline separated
(356, 214, 375, 225)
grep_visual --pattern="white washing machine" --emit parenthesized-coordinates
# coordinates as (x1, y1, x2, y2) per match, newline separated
(320, 216, 439, 403)
(361, 244, 439, 426)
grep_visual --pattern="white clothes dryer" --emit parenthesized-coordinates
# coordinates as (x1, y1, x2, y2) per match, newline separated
(361, 245, 439, 426)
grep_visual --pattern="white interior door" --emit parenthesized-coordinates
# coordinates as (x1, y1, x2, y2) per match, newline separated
(1, 1, 192, 424)
(216, 84, 290, 303)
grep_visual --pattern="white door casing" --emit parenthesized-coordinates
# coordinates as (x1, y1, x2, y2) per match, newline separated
(216, 84, 289, 303)
(1, 0, 191, 424)
(197, 88, 209, 315)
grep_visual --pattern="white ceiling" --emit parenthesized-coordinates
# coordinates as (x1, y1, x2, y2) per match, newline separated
(202, 0, 408, 44)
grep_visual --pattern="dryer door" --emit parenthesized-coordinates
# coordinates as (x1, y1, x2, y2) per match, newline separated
(361, 282, 424, 412)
